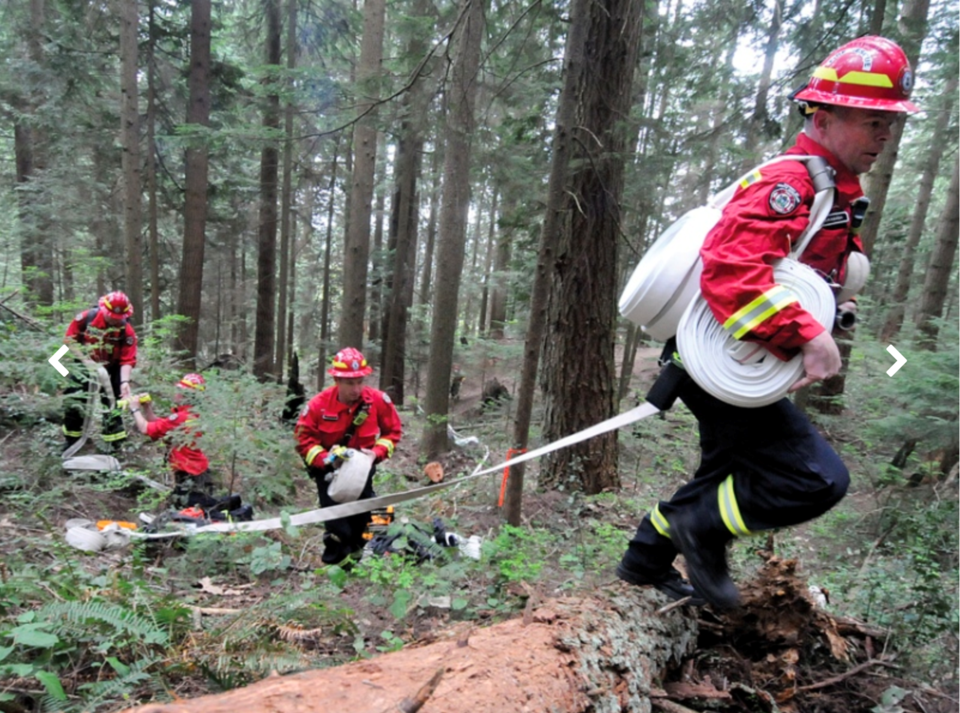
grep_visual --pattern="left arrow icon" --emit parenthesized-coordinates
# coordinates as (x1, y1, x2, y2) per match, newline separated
(49, 345, 69, 377)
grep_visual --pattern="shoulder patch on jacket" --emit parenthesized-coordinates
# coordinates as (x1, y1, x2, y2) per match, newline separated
(381, 392, 392, 404)
(768, 182, 802, 215)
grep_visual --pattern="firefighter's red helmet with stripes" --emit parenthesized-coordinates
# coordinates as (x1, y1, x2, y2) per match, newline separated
(98, 291, 134, 319)
(328, 348, 373, 378)
(177, 373, 206, 391)
(792, 36, 919, 114)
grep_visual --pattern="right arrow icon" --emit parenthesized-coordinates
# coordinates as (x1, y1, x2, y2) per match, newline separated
(886, 345, 907, 377)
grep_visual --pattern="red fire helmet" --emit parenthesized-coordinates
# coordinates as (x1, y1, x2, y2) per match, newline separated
(98, 291, 134, 319)
(792, 36, 919, 114)
(328, 348, 373, 378)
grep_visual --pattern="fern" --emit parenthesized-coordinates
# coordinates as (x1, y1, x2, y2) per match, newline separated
(38, 600, 168, 646)
(78, 657, 158, 708)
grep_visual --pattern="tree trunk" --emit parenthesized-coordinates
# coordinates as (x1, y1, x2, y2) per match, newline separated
(879, 75, 956, 343)
(275, 0, 297, 383)
(318, 140, 340, 392)
(618, 321, 640, 405)
(739, 0, 781, 170)
(338, 0, 386, 350)
(253, 0, 282, 380)
(380, 7, 432, 404)
(419, 0, 486, 460)
(916, 153, 959, 350)
(17, 0, 54, 307)
(858, 0, 930, 258)
(146, 0, 161, 322)
(477, 188, 498, 334)
(118, 591, 696, 713)
(538, 0, 642, 495)
(503, 0, 590, 525)
(120, 0, 143, 325)
(488, 191, 514, 340)
(175, 0, 212, 367)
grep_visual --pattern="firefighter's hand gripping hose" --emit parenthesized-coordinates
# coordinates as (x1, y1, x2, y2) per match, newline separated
(675, 258, 837, 408)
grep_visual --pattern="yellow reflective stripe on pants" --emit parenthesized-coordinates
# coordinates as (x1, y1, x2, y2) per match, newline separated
(650, 504, 671, 538)
(62, 426, 84, 438)
(722, 285, 798, 339)
(718, 475, 752, 536)
(101, 431, 127, 442)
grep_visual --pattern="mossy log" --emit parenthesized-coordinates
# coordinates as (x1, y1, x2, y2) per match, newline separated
(121, 586, 697, 713)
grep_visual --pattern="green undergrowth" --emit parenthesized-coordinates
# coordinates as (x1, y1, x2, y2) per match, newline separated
(0, 322, 957, 709)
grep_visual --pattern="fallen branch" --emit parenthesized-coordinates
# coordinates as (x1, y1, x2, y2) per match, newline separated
(385, 668, 443, 713)
(796, 658, 898, 692)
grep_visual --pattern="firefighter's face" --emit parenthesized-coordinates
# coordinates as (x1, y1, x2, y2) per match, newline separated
(813, 106, 899, 175)
(334, 377, 364, 405)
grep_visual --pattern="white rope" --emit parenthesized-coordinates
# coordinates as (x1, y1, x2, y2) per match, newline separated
(676, 258, 836, 408)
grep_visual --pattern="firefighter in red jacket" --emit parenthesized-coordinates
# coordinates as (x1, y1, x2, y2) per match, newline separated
(127, 373, 213, 506)
(295, 348, 402, 565)
(62, 291, 138, 452)
(617, 37, 920, 609)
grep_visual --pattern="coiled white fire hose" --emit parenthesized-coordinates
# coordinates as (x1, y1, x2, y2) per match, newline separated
(676, 258, 837, 408)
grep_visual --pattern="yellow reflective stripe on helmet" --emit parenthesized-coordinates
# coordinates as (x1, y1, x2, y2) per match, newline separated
(305, 445, 324, 466)
(102, 431, 127, 442)
(812, 66, 894, 88)
(375, 438, 395, 458)
(63, 427, 84, 437)
(650, 504, 671, 539)
(718, 475, 752, 537)
(722, 285, 798, 339)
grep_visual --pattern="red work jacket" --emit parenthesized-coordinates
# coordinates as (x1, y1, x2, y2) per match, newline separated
(64, 309, 138, 367)
(700, 132, 865, 361)
(295, 385, 402, 468)
(144, 405, 210, 476)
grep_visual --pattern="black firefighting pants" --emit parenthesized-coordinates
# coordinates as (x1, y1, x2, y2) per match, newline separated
(170, 470, 215, 508)
(310, 464, 376, 554)
(62, 362, 126, 448)
(622, 368, 850, 573)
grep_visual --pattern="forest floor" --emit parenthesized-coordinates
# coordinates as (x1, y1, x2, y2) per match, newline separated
(0, 343, 957, 712)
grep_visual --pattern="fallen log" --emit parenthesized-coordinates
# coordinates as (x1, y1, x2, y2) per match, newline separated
(120, 586, 698, 713)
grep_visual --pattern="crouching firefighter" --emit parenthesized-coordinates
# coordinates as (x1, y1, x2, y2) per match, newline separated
(295, 348, 402, 565)
(617, 36, 919, 610)
(127, 373, 215, 507)
(62, 291, 138, 453)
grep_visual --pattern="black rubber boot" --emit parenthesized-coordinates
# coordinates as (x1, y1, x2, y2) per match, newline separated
(666, 510, 741, 610)
(616, 563, 706, 606)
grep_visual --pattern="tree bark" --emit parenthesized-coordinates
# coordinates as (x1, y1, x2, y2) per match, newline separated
(146, 0, 161, 322)
(420, 0, 486, 459)
(503, 0, 589, 525)
(380, 4, 433, 403)
(275, 0, 298, 382)
(253, 0, 282, 380)
(120, 0, 143, 325)
(118, 591, 697, 713)
(17, 0, 54, 307)
(338, 0, 386, 350)
(858, 0, 930, 258)
(879, 75, 957, 343)
(916, 153, 959, 350)
(175, 0, 212, 367)
(538, 0, 642, 495)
